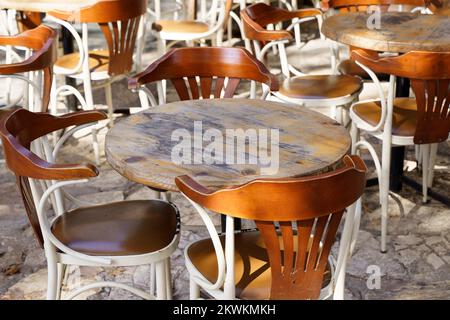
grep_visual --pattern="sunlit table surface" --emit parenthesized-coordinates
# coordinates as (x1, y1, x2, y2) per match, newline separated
(0, 0, 98, 12)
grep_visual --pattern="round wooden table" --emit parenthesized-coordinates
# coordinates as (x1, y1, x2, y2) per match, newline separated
(322, 12, 450, 53)
(106, 99, 351, 192)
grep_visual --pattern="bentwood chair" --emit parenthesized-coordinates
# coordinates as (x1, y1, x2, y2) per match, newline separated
(0, 25, 57, 113)
(129, 46, 279, 110)
(176, 155, 367, 300)
(46, 0, 147, 163)
(151, 0, 233, 54)
(349, 49, 450, 252)
(0, 108, 180, 300)
(321, 0, 430, 76)
(241, 3, 363, 124)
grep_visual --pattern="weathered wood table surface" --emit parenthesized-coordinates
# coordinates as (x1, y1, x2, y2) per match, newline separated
(322, 12, 450, 53)
(106, 99, 351, 192)
(0, 0, 97, 12)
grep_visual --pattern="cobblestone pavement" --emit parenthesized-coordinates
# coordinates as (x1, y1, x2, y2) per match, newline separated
(0, 22, 449, 300)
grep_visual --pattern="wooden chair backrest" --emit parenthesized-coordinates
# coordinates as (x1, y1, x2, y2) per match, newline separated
(352, 49, 450, 144)
(129, 47, 279, 100)
(176, 155, 367, 300)
(241, 3, 322, 42)
(0, 25, 57, 112)
(0, 109, 105, 246)
(50, 0, 147, 76)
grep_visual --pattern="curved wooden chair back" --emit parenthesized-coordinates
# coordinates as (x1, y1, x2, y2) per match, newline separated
(352, 49, 450, 144)
(0, 25, 57, 112)
(0, 109, 105, 246)
(129, 47, 279, 100)
(176, 155, 367, 300)
(241, 3, 321, 42)
(50, 0, 147, 76)
(324, 0, 428, 11)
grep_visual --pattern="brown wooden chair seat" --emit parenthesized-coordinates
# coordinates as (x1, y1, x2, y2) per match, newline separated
(338, 59, 390, 81)
(279, 74, 363, 100)
(352, 98, 417, 136)
(152, 20, 210, 34)
(51, 200, 179, 256)
(54, 50, 110, 74)
(187, 230, 332, 300)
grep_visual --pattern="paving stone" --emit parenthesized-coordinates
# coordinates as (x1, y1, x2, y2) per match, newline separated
(426, 253, 445, 270)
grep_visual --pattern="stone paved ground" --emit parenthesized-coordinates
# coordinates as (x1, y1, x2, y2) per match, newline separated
(1, 16, 450, 300)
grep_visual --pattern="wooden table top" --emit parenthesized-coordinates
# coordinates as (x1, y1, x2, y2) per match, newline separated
(106, 99, 351, 192)
(322, 12, 450, 53)
(0, 0, 97, 12)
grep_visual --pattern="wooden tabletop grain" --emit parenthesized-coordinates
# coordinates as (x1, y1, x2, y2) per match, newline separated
(0, 0, 97, 12)
(106, 99, 351, 192)
(322, 12, 450, 53)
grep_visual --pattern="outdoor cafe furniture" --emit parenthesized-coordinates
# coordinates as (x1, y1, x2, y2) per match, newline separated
(322, 11, 450, 252)
(176, 155, 366, 300)
(151, 0, 233, 54)
(128, 46, 278, 110)
(46, 0, 147, 164)
(105, 98, 352, 192)
(0, 25, 57, 113)
(321, 0, 430, 79)
(241, 3, 363, 125)
(0, 108, 180, 300)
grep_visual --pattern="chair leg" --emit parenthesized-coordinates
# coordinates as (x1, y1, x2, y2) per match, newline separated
(149, 263, 156, 295)
(155, 261, 167, 300)
(91, 127, 101, 165)
(334, 106, 343, 124)
(45, 246, 58, 300)
(105, 82, 114, 127)
(190, 277, 200, 300)
(350, 122, 360, 155)
(56, 263, 66, 300)
(380, 141, 392, 253)
(422, 144, 430, 204)
(428, 143, 438, 188)
(165, 259, 173, 300)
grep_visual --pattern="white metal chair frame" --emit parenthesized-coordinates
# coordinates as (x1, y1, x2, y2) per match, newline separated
(349, 60, 446, 253)
(154, 0, 231, 52)
(20, 124, 180, 300)
(182, 193, 363, 300)
(247, 15, 360, 125)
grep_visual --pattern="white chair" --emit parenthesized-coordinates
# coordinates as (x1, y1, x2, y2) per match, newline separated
(152, 0, 233, 54)
(46, 0, 147, 164)
(0, 108, 180, 300)
(349, 48, 450, 252)
(176, 155, 366, 300)
(242, 3, 363, 125)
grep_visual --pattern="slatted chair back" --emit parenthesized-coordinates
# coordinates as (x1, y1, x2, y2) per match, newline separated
(0, 108, 105, 246)
(50, 0, 147, 76)
(0, 25, 57, 112)
(176, 155, 367, 300)
(241, 3, 321, 42)
(352, 49, 450, 144)
(129, 46, 278, 101)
